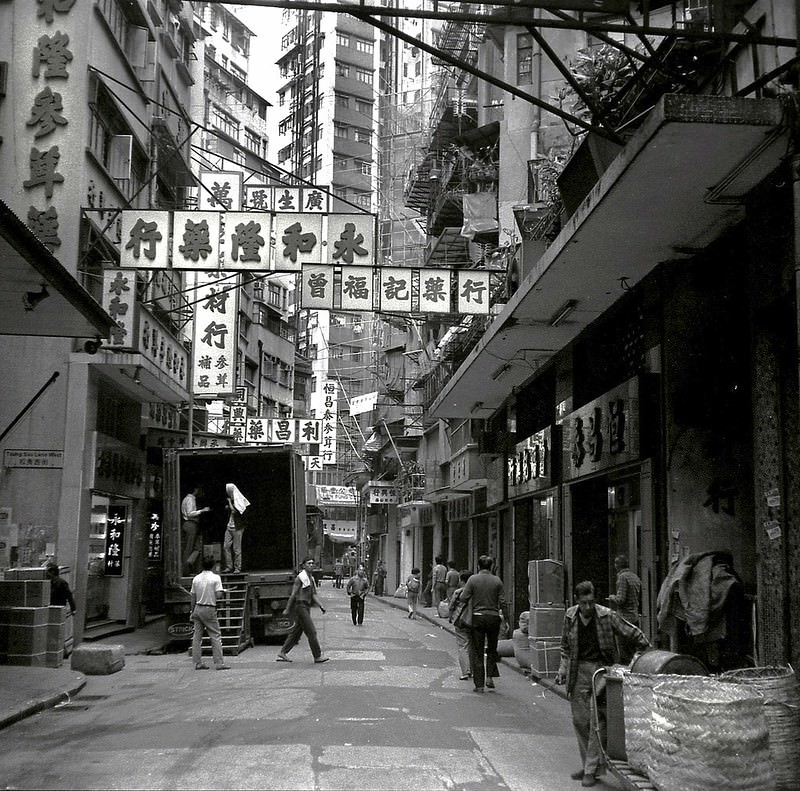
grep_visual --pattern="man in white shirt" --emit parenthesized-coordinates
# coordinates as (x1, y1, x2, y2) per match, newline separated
(190, 556, 230, 670)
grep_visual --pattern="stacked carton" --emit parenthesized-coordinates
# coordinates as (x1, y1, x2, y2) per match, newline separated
(0, 567, 68, 667)
(527, 559, 565, 678)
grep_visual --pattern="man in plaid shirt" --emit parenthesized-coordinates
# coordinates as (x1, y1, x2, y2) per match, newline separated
(555, 580, 650, 787)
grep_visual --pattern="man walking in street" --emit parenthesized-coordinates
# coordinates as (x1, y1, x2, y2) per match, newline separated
(432, 555, 448, 613)
(190, 555, 230, 671)
(458, 555, 508, 693)
(372, 559, 387, 596)
(607, 554, 642, 625)
(555, 580, 649, 787)
(277, 557, 330, 663)
(346, 563, 370, 625)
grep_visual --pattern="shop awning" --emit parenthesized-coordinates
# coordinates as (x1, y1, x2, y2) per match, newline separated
(430, 94, 792, 419)
(0, 201, 116, 338)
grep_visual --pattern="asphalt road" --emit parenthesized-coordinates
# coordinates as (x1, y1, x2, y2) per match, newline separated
(0, 589, 624, 790)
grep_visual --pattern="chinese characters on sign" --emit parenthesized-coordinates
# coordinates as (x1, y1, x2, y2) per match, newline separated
(507, 427, 552, 496)
(558, 377, 639, 481)
(319, 380, 338, 466)
(104, 504, 127, 576)
(147, 511, 162, 561)
(103, 269, 136, 348)
(227, 386, 248, 444)
(301, 266, 491, 315)
(192, 272, 238, 398)
(243, 418, 321, 447)
(119, 207, 375, 271)
(23, 0, 78, 253)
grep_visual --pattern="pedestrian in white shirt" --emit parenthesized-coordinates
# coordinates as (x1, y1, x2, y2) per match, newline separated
(190, 556, 230, 670)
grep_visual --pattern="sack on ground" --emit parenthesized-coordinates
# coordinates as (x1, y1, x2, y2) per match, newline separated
(394, 583, 408, 598)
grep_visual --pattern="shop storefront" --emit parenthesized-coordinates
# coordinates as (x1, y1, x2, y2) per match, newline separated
(85, 431, 147, 627)
(558, 377, 657, 642)
(508, 426, 560, 619)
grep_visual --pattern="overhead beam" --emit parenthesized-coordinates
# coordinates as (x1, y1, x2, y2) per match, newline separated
(210, 1, 797, 48)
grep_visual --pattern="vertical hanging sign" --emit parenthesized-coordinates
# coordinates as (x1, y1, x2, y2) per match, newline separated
(320, 380, 338, 466)
(102, 269, 137, 348)
(192, 272, 238, 398)
(104, 504, 127, 576)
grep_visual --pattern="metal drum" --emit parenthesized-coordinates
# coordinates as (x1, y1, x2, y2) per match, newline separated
(630, 649, 707, 676)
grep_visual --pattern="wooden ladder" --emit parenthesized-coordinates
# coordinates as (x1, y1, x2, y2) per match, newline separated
(199, 574, 251, 657)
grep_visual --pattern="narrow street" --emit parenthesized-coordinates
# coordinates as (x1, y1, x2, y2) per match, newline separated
(0, 589, 623, 791)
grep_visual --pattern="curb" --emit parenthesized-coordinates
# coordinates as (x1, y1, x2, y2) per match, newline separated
(0, 672, 86, 731)
(370, 593, 568, 700)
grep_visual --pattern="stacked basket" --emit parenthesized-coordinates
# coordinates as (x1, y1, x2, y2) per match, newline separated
(721, 666, 800, 791)
(648, 676, 775, 791)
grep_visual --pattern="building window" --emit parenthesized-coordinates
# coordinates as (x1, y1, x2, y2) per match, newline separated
(355, 99, 372, 117)
(335, 61, 350, 77)
(517, 33, 533, 84)
(335, 93, 350, 108)
(336, 32, 350, 47)
(354, 127, 371, 144)
(334, 123, 348, 139)
(354, 38, 374, 54)
(334, 155, 349, 170)
(354, 192, 371, 208)
(278, 91, 285, 107)
(315, 155, 323, 172)
(355, 68, 372, 85)
(359, 160, 372, 175)
(212, 106, 239, 138)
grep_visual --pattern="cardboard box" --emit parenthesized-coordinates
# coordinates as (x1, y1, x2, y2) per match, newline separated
(530, 638, 561, 677)
(0, 606, 51, 626)
(4, 567, 49, 581)
(528, 559, 564, 605)
(0, 580, 49, 607)
(529, 605, 564, 639)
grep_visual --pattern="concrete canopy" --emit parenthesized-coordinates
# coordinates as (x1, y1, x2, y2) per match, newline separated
(0, 201, 116, 339)
(430, 94, 792, 420)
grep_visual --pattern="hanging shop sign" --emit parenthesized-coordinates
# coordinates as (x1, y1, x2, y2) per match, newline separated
(198, 171, 243, 211)
(243, 418, 322, 446)
(368, 482, 398, 505)
(91, 434, 146, 499)
(446, 495, 471, 521)
(227, 386, 248, 444)
(119, 209, 375, 271)
(103, 504, 127, 576)
(300, 266, 490, 315)
(507, 426, 554, 497)
(147, 510, 162, 561)
(557, 377, 639, 481)
(319, 380, 338, 466)
(191, 271, 238, 398)
(316, 486, 358, 506)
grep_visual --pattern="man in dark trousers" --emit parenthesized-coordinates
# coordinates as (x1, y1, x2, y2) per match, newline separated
(277, 557, 329, 663)
(555, 580, 650, 787)
(457, 554, 508, 694)
(346, 563, 370, 625)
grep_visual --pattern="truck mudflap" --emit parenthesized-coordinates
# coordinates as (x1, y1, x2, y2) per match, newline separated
(251, 613, 295, 636)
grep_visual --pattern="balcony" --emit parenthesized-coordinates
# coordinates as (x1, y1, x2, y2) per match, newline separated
(450, 443, 487, 492)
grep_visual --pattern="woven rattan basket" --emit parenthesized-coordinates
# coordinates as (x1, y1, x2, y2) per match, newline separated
(721, 666, 800, 791)
(649, 676, 775, 791)
(621, 672, 704, 776)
